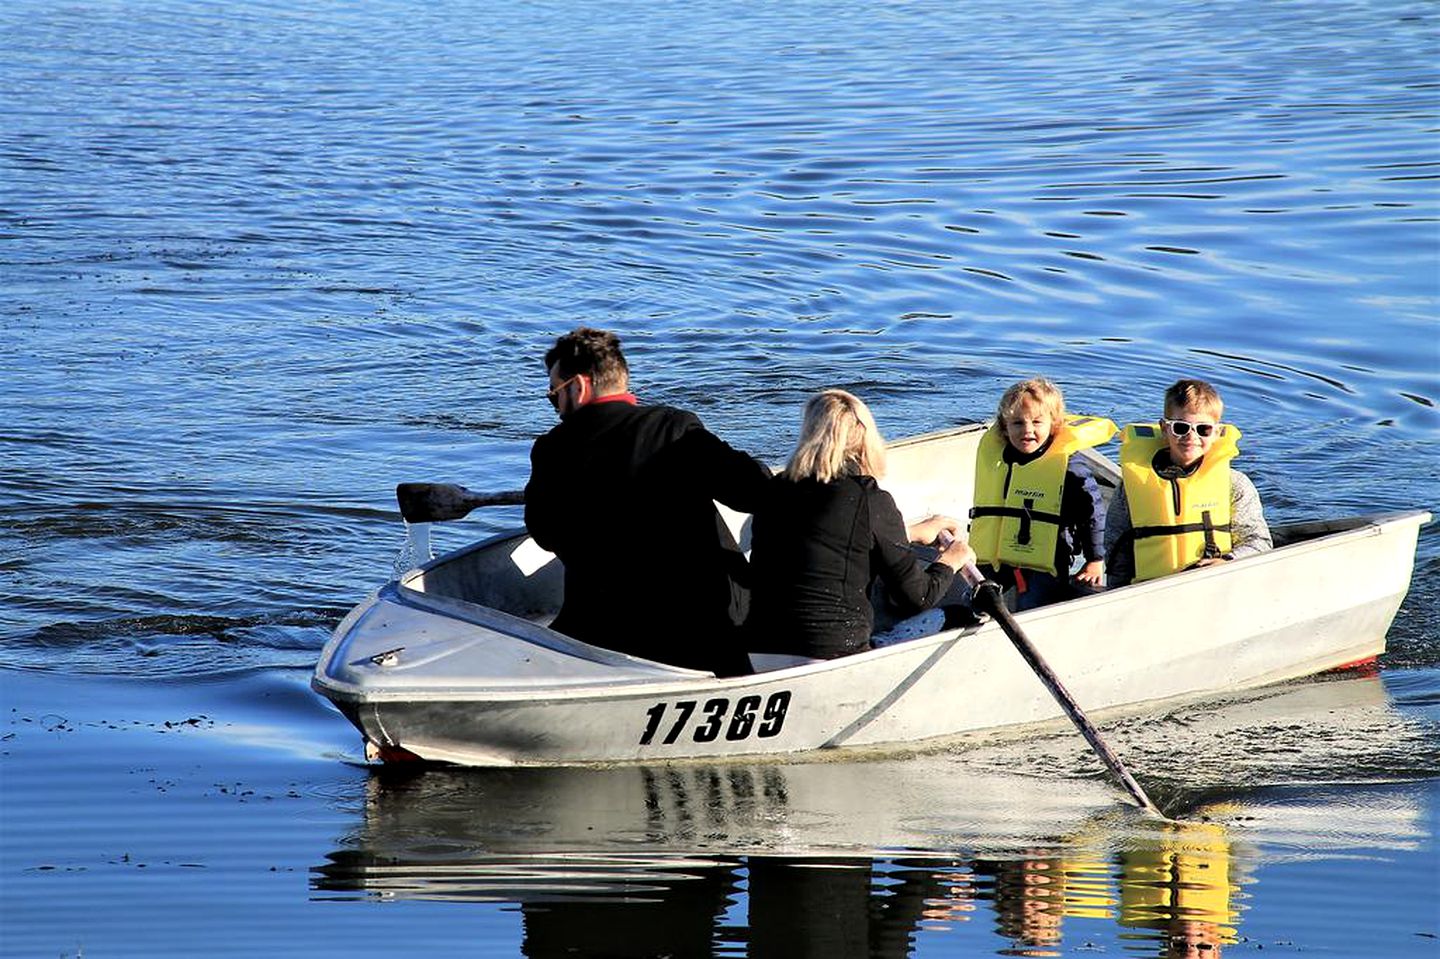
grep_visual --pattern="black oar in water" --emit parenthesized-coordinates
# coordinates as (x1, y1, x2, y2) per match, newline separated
(395, 483, 525, 523)
(961, 563, 1170, 819)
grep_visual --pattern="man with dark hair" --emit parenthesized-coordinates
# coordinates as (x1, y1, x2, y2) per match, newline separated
(524, 327, 770, 676)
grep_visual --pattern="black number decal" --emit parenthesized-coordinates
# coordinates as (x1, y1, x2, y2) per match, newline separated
(727, 695, 761, 740)
(693, 698, 729, 742)
(662, 700, 696, 745)
(757, 690, 791, 738)
(640, 690, 792, 746)
(639, 702, 666, 745)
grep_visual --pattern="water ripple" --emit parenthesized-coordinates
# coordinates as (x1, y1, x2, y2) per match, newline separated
(0, 0, 1435, 665)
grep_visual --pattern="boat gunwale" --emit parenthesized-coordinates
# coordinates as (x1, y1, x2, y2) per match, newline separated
(313, 508, 1431, 708)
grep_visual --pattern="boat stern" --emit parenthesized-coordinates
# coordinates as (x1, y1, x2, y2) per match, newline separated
(311, 579, 713, 763)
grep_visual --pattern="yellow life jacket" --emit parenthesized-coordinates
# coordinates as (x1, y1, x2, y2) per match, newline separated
(1119, 422, 1239, 582)
(970, 415, 1117, 574)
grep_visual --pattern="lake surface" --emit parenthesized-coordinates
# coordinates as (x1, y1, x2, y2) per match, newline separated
(2, 0, 1437, 956)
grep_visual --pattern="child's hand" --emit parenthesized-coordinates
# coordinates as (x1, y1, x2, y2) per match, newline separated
(1074, 559, 1105, 587)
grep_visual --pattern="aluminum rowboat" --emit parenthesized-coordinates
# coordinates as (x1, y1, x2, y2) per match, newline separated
(311, 424, 1429, 766)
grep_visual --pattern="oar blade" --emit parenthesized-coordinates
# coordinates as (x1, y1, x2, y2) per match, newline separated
(395, 483, 525, 522)
(396, 483, 475, 522)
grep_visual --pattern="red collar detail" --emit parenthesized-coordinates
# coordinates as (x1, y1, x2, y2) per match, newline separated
(591, 392, 639, 406)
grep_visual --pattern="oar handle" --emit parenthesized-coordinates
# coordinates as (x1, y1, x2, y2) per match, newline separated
(960, 561, 986, 589)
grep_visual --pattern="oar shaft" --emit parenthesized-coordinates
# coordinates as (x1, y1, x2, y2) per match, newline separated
(963, 565, 1167, 818)
(465, 490, 526, 508)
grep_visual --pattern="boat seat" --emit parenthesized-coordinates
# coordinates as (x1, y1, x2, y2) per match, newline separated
(749, 652, 820, 672)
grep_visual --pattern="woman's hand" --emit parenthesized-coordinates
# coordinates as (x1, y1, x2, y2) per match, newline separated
(907, 514, 962, 546)
(936, 534, 976, 571)
(1074, 559, 1105, 587)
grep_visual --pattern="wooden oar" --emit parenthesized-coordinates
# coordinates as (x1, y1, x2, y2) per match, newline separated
(961, 563, 1170, 819)
(395, 483, 525, 523)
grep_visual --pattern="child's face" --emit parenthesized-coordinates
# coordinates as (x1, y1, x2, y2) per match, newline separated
(1004, 398, 1054, 455)
(1162, 403, 1221, 468)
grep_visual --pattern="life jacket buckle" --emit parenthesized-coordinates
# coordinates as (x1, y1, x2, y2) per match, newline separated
(1201, 509, 1221, 559)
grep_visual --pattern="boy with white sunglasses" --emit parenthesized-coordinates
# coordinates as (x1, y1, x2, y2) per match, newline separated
(1103, 378, 1272, 587)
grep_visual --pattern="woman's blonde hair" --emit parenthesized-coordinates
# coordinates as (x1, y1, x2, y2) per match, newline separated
(993, 377, 1066, 431)
(782, 389, 888, 482)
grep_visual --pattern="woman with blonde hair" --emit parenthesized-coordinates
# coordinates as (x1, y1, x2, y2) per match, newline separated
(747, 389, 974, 662)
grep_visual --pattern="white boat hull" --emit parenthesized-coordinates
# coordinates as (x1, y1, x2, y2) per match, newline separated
(313, 426, 1429, 766)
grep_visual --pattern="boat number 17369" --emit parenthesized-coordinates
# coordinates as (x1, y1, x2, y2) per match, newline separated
(639, 690, 792, 746)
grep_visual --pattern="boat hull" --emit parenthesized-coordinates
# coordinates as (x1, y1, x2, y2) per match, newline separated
(314, 518, 1425, 766)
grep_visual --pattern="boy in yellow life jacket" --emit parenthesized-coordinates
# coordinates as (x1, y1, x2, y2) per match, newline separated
(969, 378, 1115, 610)
(1104, 378, 1272, 587)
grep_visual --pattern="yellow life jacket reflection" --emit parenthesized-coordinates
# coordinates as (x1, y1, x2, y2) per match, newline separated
(1119, 820, 1238, 948)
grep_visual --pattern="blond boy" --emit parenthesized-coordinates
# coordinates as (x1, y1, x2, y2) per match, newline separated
(1104, 379, 1271, 587)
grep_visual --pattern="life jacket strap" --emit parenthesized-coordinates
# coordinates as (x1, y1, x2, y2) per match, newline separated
(968, 501, 1062, 546)
(1131, 520, 1234, 540)
(1200, 509, 1221, 559)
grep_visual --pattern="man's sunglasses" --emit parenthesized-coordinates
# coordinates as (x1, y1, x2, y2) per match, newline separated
(546, 375, 582, 405)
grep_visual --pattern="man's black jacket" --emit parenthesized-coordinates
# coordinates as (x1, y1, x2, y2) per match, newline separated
(524, 400, 769, 675)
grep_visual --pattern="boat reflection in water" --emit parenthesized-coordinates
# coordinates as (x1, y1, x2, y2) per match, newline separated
(312, 674, 1431, 957)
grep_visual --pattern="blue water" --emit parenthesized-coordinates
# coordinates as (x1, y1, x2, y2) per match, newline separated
(2, 0, 1437, 956)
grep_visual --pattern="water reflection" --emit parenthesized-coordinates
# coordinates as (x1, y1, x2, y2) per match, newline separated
(312, 767, 1248, 957)
(312, 675, 1428, 956)
(520, 859, 738, 959)
(1118, 821, 1238, 959)
(976, 855, 1090, 956)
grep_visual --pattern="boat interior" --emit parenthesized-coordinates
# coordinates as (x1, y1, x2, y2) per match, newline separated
(399, 425, 1391, 638)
